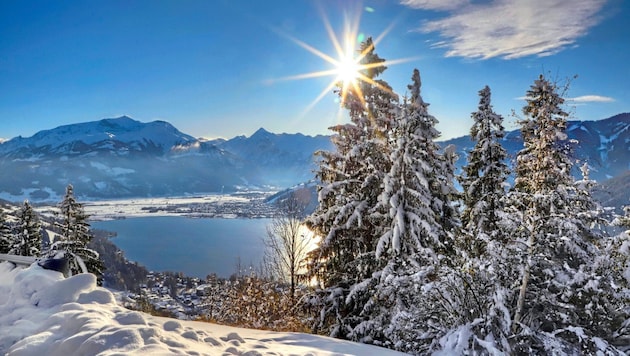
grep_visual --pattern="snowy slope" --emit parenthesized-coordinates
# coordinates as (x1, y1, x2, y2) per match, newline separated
(0, 262, 405, 356)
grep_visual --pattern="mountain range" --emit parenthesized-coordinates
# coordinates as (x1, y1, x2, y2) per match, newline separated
(0, 114, 628, 207)
(0, 116, 332, 201)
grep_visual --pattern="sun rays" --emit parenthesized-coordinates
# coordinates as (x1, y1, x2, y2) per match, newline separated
(267, 5, 416, 124)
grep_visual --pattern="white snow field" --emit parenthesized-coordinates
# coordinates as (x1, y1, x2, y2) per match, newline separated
(0, 262, 406, 355)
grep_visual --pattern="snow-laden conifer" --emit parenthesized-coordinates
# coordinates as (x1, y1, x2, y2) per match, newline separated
(0, 206, 12, 254)
(377, 69, 444, 260)
(459, 85, 509, 256)
(11, 200, 42, 257)
(421, 85, 516, 354)
(506, 75, 626, 354)
(368, 69, 456, 352)
(50, 184, 104, 283)
(305, 37, 398, 340)
(306, 65, 463, 352)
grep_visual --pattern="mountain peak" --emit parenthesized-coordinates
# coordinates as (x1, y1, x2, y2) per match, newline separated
(102, 115, 135, 122)
(110, 115, 133, 121)
(98, 116, 142, 130)
(251, 127, 272, 138)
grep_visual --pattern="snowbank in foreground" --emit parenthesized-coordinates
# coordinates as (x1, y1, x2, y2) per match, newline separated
(0, 262, 405, 355)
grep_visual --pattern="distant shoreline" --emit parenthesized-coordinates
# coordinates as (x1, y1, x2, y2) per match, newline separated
(34, 192, 279, 221)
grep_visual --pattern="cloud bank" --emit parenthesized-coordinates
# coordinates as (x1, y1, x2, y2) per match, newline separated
(402, 0, 607, 59)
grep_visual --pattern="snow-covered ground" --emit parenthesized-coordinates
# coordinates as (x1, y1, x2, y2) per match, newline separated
(0, 261, 406, 355)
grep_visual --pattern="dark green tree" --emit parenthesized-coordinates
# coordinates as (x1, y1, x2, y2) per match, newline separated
(459, 85, 510, 256)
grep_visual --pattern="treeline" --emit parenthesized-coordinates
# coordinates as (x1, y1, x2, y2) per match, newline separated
(0, 188, 149, 290)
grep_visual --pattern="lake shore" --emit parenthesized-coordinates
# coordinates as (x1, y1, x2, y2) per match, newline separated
(35, 191, 278, 221)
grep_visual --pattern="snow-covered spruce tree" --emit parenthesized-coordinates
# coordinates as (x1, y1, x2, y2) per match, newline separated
(596, 200, 630, 351)
(305, 37, 398, 339)
(610, 205, 630, 293)
(361, 68, 461, 353)
(11, 200, 42, 257)
(506, 75, 625, 354)
(0, 206, 12, 254)
(51, 184, 104, 283)
(459, 85, 510, 257)
(425, 85, 516, 354)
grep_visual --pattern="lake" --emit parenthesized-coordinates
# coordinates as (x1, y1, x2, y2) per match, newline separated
(91, 216, 271, 279)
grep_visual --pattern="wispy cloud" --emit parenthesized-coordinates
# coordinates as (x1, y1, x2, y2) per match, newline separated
(566, 95, 615, 103)
(515, 94, 615, 103)
(401, 0, 468, 11)
(402, 0, 607, 59)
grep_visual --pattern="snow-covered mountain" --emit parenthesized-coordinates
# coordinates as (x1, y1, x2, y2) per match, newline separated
(0, 116, 197, 158)
(0, 117, 332, 201)
(267, 113, 630, 214)
(0, 114, 627, 203)
(215, 128, 330, 187)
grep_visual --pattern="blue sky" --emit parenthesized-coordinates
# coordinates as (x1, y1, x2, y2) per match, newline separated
(1, 0, 628, 141)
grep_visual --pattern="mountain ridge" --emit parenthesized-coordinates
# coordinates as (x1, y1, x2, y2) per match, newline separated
(0, 117, 333, 201)
(0, 116, 198, 159)
(0, 114, 627, 205)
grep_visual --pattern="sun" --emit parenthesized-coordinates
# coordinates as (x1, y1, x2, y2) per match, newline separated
(267, 6, 416, 118)
(336, 50, 361, 87)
